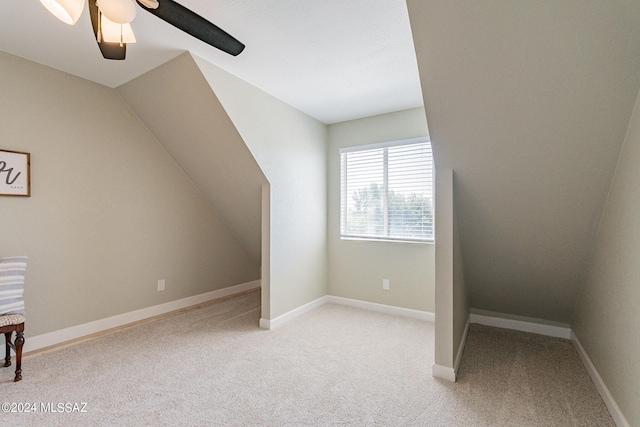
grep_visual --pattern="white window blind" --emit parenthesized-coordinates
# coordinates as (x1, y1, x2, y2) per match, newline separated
(340, 138, 434, 242)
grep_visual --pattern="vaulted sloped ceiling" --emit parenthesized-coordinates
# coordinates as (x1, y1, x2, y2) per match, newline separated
(117, 53, 267, 263)
(407, 0, 640, 322)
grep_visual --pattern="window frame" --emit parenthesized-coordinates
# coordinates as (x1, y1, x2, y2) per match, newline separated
(339, 137, 434, 244)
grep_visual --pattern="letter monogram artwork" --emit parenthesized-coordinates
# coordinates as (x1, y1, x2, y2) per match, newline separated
(0, 149, 30, 197)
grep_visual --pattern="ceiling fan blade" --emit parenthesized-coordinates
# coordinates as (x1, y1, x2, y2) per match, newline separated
(89, 0, 127, 60)
(136, 0, 245, 56)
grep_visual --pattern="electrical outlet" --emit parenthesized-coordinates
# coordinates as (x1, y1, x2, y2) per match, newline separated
(383, 279, 390, 291)
(157, 279, 165, 292)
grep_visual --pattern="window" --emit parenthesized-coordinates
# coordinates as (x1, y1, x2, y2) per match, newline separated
(340, 138, 434, 242)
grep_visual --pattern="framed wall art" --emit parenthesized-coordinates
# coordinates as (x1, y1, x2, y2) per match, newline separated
(0, 149, 30, 197)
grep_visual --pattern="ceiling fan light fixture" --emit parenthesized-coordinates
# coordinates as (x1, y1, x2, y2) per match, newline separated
(100, 15, 137, 43)
(97, 0, 137, 24)
(39, 0, 85, 25)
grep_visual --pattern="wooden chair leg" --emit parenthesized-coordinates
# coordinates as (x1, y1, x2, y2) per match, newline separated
(3, 332, 11, 367)
(14, 329, 24, 382)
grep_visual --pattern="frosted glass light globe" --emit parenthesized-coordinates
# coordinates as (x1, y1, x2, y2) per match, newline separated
(101, 15, 137, 43)
(39, 0, 85, 25)
(97, 0, 137, 24)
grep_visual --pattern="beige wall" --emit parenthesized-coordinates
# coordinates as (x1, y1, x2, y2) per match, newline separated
(117, 53, 267, 265)
(434, 169, 454, 369)
(327, 108, 434, 312)
(452, 177, 469, 369)
(434, 169, 469, 374)
(572, 91, 640, 426)
(408, 0, 640, 324)
(0, 52, 260, 336)
(192, 54, 328, 320)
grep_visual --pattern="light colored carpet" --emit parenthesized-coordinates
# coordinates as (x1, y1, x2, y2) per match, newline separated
(1, 291, 613, 426)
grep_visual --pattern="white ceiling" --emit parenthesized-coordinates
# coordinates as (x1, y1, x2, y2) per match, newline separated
(0, 0, 423, 124)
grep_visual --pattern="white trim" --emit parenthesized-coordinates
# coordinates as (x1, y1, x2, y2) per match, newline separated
(340, 236, 434, 245)
(260, 296, 329, 330)
(571, 331, 630, 427)
(432, 364, 456, 382)
(339, 136, 429, 153)
(260, 295, 434, 330)
(470, 313, 571, 339)
(24, 280, 261, 354)
(258, 317, 271, 329)
(432, 315, 470, 384)
(326, 295, 435, 322)
(454, 315, 471, 375)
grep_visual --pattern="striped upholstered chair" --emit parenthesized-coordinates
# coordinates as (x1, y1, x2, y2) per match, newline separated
(0, 256, 27, 382)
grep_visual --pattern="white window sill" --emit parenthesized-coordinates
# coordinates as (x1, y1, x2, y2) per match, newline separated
(340, 236, 434, 245)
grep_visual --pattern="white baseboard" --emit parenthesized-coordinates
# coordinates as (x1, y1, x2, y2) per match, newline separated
(260, 295, 434, 330)
(432, 364, 456, 382)
(470, 313, 571, 339)
(24, 280, 260, 354)
(571, 332, 630, 427)
(259, 318, 271, 329)
(432, 315, 470, 383)
(326, 295, 435, 322)
(260, 296, 328, 330)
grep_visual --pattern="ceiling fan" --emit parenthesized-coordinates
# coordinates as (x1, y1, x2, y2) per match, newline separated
(39, 0, 245, 60)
